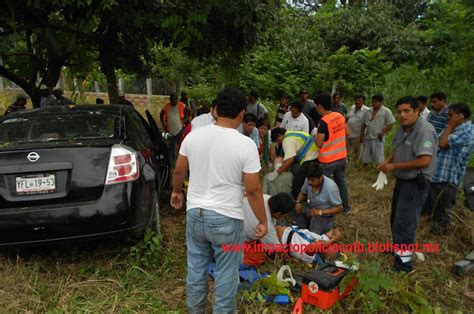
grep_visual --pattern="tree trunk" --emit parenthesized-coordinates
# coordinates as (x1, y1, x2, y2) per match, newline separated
(99, 48, 119, 104)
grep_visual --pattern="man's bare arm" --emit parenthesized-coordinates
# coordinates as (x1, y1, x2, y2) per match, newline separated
(170, 154, 189, 209)
(315, 132, 325, 148)
(276, 156, 295, 174)
(309, 205, 343, 216)
(243, 172, 267, 238)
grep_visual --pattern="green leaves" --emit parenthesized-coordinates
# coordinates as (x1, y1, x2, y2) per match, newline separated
(350, 260, 434, 313)
(127, 229, 163, 269)
(240, 273, 291, 304)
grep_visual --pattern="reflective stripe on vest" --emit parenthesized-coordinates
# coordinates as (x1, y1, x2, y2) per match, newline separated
(164, 101, 185, 132)
(318, 112, 347, 163)
(284, 131, 318, 164)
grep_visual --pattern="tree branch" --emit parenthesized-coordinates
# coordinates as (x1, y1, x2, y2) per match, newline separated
(0, 65, 32, 94)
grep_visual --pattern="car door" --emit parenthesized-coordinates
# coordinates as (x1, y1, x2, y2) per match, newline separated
(145, 110, 170, 194)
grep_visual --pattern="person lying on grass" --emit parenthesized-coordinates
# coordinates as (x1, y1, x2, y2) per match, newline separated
(274, 225, 341, 264)
(243, 192, 341, 263)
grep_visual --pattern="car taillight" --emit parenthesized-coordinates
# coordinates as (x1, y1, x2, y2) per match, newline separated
(105, 145, 139, 185)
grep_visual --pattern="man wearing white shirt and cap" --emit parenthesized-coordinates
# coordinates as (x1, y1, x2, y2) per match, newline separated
(280, 101, 310, 134)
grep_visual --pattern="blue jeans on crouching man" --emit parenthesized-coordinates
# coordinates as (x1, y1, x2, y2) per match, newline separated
(186, 208, 244, 314)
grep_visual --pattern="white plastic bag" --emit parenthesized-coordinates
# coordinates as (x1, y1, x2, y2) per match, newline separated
(277, 265, 296, 287)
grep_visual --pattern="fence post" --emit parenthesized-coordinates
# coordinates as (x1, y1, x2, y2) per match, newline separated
(94, 81, 100, 96)
(146, 78, 152, 106)
(73, 78, 79, 93)
(118, 78, 123, 93)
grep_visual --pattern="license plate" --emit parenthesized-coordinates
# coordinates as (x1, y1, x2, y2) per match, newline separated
(16, 174, 56, 194)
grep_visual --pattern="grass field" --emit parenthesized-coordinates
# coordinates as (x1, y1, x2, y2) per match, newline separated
(0, 166, 472, 313)
(0, 90, 473, 312)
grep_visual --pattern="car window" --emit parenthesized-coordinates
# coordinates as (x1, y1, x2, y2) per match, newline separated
(128, 112, 153, 148)
(0, 111, 118, 151)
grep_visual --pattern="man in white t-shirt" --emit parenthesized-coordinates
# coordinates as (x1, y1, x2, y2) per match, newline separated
(416, 95, 431, 120)
(280, 101, 310, 134)
(171, 88, 267, 314)
(347, 94, 370, 161)
(191, 101, 217, 129)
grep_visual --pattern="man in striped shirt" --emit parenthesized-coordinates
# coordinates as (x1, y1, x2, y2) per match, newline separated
(275, 94, 290, 127)
(427, 92, 449, 135)
(422, 103, 474, 235)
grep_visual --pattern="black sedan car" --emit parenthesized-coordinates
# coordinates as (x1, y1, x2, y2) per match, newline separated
(0, 105, 168, 246)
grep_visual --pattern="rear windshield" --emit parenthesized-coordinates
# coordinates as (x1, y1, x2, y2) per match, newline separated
(0, 111, 119, 151)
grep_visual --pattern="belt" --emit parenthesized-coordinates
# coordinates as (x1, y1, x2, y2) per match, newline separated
(286, 229, 295, 247)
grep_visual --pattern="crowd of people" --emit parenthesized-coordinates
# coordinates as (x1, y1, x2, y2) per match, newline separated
(168, 88, 474, 313)
(3, 84, 472, 312)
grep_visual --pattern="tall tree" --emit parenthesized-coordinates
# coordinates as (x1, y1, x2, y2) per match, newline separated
(0, 0, 277, 106)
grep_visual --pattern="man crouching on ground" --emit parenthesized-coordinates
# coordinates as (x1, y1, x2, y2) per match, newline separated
(171, 88, 267, 313)
(244, 192, 341, 263)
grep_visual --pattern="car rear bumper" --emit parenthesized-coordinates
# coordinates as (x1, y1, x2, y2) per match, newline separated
(0, 183, 147, 246)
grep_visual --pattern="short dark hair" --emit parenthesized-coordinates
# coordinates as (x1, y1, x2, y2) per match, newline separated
(290, 100, 304, 112)
(430, 92, 446, 101)
(372, 94, 384, 102)
(449, 103, 471, 119)
(243, 112, 257, 124)
(249, 90, 258, 99)
(170, 93, 178, 100)
(332, 93, 341, 99)
(299, 89, 308, 95)
(96, 98, 104, 104)
(396, 96, 419, 110)
(211, 98, 218, 108)
(271, 127, 286, 142)
(416, 95, 428, 104)
(278, 92, 287, 100)
(215, 88, 247, 119)
(256, 118, 269, 129)
(306, 163, 323, 179)
(355, 94, 366, 100)
(268, 193, 295, 215)
(196, 106, 210, 116)
(314, 93, 332, 111)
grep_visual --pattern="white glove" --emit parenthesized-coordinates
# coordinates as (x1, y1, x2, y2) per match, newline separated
(265, 171, 279, 182)
(371, 171, 388, 191)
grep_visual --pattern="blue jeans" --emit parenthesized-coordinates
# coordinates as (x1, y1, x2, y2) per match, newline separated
(320, 158, 351, 212)
(391, 178, 430, 271)
(186, 208, 244, 314)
